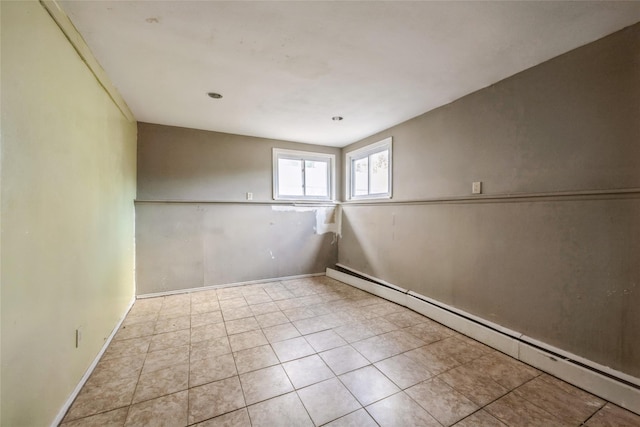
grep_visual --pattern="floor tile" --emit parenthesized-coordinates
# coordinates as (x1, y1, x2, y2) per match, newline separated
(406, 377, 478, 426)
(282, 307, 317, 322)
(293, 316, 331, 335)
(158, 305, 190, 319)
(233, 344, 279, 374)
(114, 321, 156, 341)
(190, 353, 237, 387)
(190, 311, 223, 328)
(154, 316, 190, 334)
(239, 365, 294, 404)
(467, 351, 540, 390)
(64, 375, 137, 421)
(262, 322, 301, 343)
(217, 288, 244, 301)
(190, 336, 231, 363)
(188, 376, 245, 424)
(148, 329, 190, 352)
(438, 363, 508, 406)
(352, 335, 401, 362)
(191, 323, 227, 343)
(320, 345, 370, 375)
(101, 336, 151, 361)
(384, 310, 428, 328)
(244, 292, 272, 306)
(219, 297, 248, 309)
(267, 290, 296, 301)
(374, 353, 433, 389)
(452, 410, 507, 426)
(513, 374, 604, 424)
(367, 317, 399, 334)
(403, 320, 454, 344)
(250, 301, 280, 316)
(282, 354, 334, 389)
(60, 407, 128, 427)
(369, 302, 405, 317)
(228, 329, 269, 352)
(124, 390, 188, 427)
(382, 329, 426, 352)
(247, 392, 313, 427)
(123, 313, 158, 327)
(195, 408, 251, 426)
(255, 311, 289, 328)
(65, 278, 638, 427)
(333, 322, 377, 343)
(324, 408, 378, 427)
(485, 392, 565, 427)
(142, 345, 189, 374)
(90, 353, 146, 383)
(365, 391, 441, 427)
(339, 366, 400, 406)
(221, 306, 254, 321)
(305, 329, 348, 352)
(298, 378, 361, 425)
(271, 336, 315, 362)
(404, 344, 461, 375)
(428, 336, 488, 365)
(585, 402, 640, 426)
(191, 301, 220, 316)
(133, 362, 189, 404)
(224, 316, 260, 335)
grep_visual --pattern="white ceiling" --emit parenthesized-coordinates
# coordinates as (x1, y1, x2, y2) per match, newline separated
(59, 1, 640, 147)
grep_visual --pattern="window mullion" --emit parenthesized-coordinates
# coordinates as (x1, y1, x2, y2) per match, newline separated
(301, 159, 306, 196)
(368, 154, 372, 195)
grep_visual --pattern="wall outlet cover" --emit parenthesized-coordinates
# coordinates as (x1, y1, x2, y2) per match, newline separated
(472, 181, 482, 194)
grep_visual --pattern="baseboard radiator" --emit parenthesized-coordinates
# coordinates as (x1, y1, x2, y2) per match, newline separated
(327, 265, 640, 415)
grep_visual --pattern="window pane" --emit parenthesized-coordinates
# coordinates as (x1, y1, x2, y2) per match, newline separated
(278, 158, 303, 196)
(305, 160, 328, 197)
(353, 157, 369, 196)
(369, 149, 389, 194)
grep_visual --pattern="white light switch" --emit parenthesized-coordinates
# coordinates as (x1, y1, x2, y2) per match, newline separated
(472, 181, 482, 194)
(246, 192, 253, 200)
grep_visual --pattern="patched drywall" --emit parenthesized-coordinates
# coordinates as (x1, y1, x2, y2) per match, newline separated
(338, 24, 640, 378)
(1, 2, 137, 425)
(272, 205, 341, 238)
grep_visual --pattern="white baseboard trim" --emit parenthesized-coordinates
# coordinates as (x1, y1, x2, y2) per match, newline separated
(137, 272, 326, 299)
(51, 296, 136, 427)
(327, 266, 640, 415)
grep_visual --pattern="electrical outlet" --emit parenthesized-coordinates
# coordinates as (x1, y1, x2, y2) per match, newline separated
(472, 181, 482, 194)
(246, 192, 253, 200)
(75, 327, 83, 348)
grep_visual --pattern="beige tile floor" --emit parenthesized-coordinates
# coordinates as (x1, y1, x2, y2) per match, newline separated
(61, 276, 640, 427)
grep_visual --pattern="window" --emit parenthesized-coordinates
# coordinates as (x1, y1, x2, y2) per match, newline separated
(346, 137, 392, 200)
(273, 148, 335, 201)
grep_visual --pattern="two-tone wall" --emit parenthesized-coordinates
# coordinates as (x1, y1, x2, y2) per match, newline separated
(338, 24, 640, 379)
(0, 2, 137, 425)
(136, 123, 341, 295)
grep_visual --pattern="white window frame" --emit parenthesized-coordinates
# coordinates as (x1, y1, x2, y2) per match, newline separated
(345, 137, 393, 200)
(273, 148, 335, 201)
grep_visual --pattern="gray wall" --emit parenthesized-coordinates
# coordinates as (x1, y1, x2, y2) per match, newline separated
(138, 123, 341, 201)
(136, 124, 340, 294)
(339, 24, 640, 378)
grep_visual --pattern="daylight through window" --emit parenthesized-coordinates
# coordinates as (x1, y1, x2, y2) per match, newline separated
(346, 137, 392, 200)
(273, 149, 335, 201)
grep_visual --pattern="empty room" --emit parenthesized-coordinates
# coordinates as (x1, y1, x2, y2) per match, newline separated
(2, 1, 640, 426)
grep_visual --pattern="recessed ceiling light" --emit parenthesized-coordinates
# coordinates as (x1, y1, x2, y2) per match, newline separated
(207, 92, 223, 99)
(332, 116, 343, 121)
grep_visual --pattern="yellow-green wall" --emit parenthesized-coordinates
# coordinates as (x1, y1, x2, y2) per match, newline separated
(1, 1, 137, 425)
